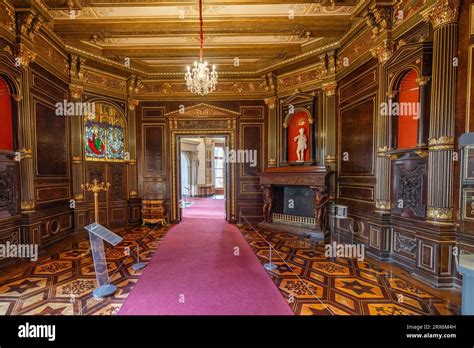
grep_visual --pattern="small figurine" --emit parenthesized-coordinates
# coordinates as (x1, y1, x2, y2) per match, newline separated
(261, 185, 272, 223)
(293, 128, 307, 162)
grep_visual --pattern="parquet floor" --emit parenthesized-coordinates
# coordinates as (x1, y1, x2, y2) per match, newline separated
(0, 225, 169, 315)
(239, 225, 461, 315)
(0, 223, 461, 315)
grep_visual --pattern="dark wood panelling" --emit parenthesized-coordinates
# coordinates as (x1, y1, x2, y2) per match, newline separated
(34, 101, 68, 177)
(144, 125, 164, 177)
(338, 185, 374, 202)
(36, 185, 70, 202)
(109, 163, 127, 202)
(339, 97, 375, 176)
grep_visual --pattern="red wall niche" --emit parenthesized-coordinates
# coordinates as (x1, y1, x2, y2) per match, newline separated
(287, 110, 310, 162)
(0, 78, 13, 151)
(397, 70, 419, 149)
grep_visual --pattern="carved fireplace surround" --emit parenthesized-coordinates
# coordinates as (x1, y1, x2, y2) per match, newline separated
(259, 166, 332, 239)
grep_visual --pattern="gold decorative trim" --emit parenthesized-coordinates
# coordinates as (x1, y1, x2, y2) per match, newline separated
(322, 81, 337, 96)
(375, 200, 391, 210)
(415, 149, 428, 158)
(128, 98, 139, 110)
(129, 190, 138, 197)
(14, 43, 36, 69)
(15, 148, 33, 159)
(69, 84, 83, 100)
(421, 0, 460, 29)
(416, 76, 431, 86)
(428, 136, 455, 150)
(74, 193, 84, 200)
(21, 200, 35, 211)
(264, 96, 276, 110)
(370, 39, 394, 64)
(427, 206, 453, 220)
(325, 154, 337, 163)
(377, 146, 389, 157)
(165, 103, 240, 118)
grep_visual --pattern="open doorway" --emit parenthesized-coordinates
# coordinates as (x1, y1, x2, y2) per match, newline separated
(179, 136, 227, 220)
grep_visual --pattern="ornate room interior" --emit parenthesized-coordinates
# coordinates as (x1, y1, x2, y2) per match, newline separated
(0, 0, 472, 316)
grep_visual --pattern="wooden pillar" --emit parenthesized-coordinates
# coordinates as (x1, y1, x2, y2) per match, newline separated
(372, 42, 394, 213)
(422, 0, 460, 223)
(322, 81, 337, 200)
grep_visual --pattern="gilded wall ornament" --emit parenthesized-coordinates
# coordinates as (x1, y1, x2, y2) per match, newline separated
(427, 206, 453, 220)
(375, 200, 391, 210)
(14, 44, 36, 68)
(422, 0, 460, 29)
(370, 40, 394, 64)
(69, 84, 83, 100)
(322, 81, 337, 96)
(264, 96, 276, 110)
(428, 136, 455, 150)
(21, 200, 35, 211)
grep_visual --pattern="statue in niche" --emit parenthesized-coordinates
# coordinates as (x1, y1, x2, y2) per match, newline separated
(293, 127, 307, 162)
(312, 186, 329, 231)
(261, 185, 272, 223)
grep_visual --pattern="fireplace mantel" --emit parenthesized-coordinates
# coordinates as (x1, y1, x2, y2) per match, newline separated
(259, 165, 331, 187)
(258, 166, 333, 238)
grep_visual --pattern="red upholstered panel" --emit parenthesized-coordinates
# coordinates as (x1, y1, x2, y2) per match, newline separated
(287, 110, 310, 162)
(0, 78, 13, 151)
(397, 70, 419, 149)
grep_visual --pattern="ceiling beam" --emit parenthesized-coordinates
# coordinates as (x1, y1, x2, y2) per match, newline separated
(54, 16, 352, 39)
(101, 44, 301, 58)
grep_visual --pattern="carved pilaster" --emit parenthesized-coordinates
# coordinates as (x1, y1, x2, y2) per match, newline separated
(322, 81, 337, 97)
(421, 0, 460, 29)
(424, 0, 459, 223)
(127, 98, 139, 111)
(69, 84, 83, 101)
(14, 43, 36, 69)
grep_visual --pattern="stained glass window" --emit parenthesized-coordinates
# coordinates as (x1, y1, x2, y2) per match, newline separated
(84, 103, 126, 162)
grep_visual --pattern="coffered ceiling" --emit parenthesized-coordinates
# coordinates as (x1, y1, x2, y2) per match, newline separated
(40, 0, 359, 75)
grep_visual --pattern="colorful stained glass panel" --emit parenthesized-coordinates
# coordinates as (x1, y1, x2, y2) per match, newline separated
(85, 121, 106, 159)
(106, 125, 125, 160)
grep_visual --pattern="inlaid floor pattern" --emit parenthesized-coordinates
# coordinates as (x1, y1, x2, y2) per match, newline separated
(239, 225, 460, 315)
(0, 225, 169, 315)
(0, 224, 460, 315)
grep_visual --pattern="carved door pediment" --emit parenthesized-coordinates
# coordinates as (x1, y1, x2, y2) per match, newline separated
(165, 103, 240, 119)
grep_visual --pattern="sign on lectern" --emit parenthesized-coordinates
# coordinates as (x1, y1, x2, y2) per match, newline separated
(85, 222, 123, 298)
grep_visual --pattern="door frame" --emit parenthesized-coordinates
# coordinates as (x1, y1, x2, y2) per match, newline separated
(171, 131, 235, 223)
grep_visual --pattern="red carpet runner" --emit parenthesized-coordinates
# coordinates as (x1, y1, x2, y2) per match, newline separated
(119, 198, 293, 315)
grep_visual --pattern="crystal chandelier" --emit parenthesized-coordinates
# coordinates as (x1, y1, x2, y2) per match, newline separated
(185, 0, 218, 95)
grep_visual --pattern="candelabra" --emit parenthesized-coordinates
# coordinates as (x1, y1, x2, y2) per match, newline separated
(81, 179, 110, 223)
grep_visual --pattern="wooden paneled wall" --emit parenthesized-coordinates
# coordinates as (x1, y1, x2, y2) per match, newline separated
(136, 100, 267, 224)
(337, 59, 378, 214)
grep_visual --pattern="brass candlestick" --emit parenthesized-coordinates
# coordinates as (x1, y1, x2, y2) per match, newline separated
(81, 179, 110, 223)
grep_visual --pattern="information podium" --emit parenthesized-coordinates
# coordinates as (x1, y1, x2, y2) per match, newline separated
(85, 222, 123, 298)
(456, 253, 474, 315)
